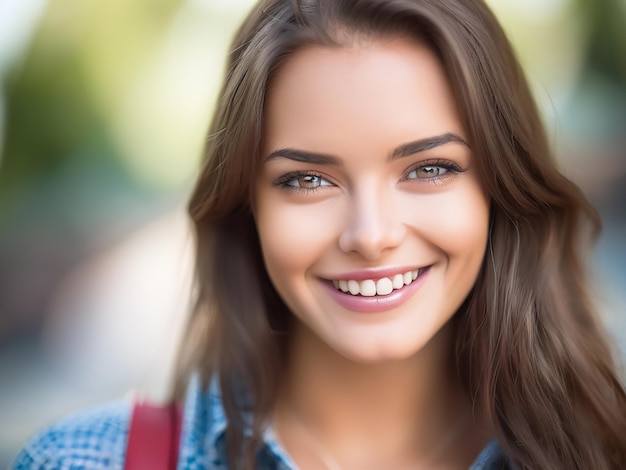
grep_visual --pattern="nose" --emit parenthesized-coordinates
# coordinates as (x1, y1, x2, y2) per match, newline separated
(338, 186, 406, 260)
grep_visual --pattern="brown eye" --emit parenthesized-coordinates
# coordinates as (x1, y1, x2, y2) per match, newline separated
(276, 172, 334, 192)
(406, 166, 449, 179)
(293, 174, 325, 189)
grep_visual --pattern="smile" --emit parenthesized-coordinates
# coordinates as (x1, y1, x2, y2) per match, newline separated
(322, 266, 431, 313)
(331, 268, 427, 297)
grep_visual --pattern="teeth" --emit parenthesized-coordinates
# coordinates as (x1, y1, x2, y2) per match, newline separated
(376, 278, 393, 295)
(360, 280, 376, 297)
(333, 269, 425, 297)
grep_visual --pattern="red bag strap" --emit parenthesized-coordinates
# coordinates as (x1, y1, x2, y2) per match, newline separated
(124, 401, 182, 470)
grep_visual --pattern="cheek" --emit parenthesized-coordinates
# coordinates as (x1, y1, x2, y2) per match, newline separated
(402, 185, 489, 262)
(254, 195, 338, 282)
(443, 196, 489, 258)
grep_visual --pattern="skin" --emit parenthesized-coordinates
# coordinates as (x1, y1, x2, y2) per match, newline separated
(254, 36, 491, 468)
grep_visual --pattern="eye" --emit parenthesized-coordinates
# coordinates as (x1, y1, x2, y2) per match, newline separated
(406, 166, 449, 179)
(275, 171, 334, 192)
(403, 159, 463, 183)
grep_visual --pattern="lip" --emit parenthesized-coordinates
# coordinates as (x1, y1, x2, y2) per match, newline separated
(327, 265, 423, 281)
(321, 266, 431, 313)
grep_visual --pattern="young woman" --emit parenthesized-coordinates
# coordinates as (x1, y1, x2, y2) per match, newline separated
(14, 0, 626, 469)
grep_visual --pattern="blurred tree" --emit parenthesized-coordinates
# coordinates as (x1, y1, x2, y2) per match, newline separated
(1, 0, 182, 215)
(575, 0, 626, 84)
(0, 0, 182, 342)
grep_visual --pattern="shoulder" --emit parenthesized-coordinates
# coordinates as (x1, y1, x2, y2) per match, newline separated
(469, 439, 513, 470)
(12, 400, 131, 470)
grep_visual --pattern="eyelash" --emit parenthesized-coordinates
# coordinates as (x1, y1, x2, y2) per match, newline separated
(402, 159, 464, 184)
(273, 171, 334, 193)
(273, 159, 465, 193)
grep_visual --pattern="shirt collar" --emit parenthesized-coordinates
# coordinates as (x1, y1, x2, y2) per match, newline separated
(183, 374, 506, 469)
(183, 375, 296, 469)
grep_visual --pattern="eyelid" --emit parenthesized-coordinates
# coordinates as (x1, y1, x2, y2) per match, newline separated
(401, 158, 465, 182)
(273, 170, 336, 193)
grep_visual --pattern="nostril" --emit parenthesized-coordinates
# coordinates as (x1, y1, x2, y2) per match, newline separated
(338, 220, 406, 260)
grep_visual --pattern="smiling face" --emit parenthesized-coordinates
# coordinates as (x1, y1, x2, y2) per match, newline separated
(254, 36, 490, 363)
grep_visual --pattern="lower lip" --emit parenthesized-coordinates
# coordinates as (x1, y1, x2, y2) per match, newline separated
(322, 267, 430, 313)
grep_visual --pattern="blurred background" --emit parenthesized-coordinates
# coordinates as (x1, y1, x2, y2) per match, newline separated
(0, 0, 624, 465)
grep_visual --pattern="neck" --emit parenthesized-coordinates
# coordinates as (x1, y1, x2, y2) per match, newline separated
(274, 320, 487, 468)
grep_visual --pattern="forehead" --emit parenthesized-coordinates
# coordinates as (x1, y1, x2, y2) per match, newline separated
(263, 37, 466, 157)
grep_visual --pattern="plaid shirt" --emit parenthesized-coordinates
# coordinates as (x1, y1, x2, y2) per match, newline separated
(12, 377, 508, 469)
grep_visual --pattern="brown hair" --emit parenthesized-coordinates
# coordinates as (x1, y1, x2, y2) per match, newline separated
(178, 0, 626, 468)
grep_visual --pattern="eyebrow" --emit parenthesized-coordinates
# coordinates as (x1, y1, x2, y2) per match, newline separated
(390, 133, 469, 160)
(265, 132, 468, 165)
(265, 148, 340, 165)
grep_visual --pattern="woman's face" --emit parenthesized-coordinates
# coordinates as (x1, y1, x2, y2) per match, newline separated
(254, 37, 490, 363)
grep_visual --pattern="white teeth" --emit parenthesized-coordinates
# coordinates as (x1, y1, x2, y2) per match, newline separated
(376, 278, 393, 295)
(360, 279, 377, 296)
(348, 280, 360, 295)
(333, 268, 425, 296)
(392, 274, 404, 289)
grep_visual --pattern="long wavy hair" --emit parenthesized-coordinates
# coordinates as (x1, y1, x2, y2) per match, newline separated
(177, 0, 626, 468)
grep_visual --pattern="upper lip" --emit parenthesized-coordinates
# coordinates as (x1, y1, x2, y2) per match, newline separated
(325, 265, 427, 281)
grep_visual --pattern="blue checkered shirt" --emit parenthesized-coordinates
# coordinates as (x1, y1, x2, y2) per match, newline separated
(12, 377, 508, 469)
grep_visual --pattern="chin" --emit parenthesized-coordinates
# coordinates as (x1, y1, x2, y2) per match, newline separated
(332, 338, 427, 365)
